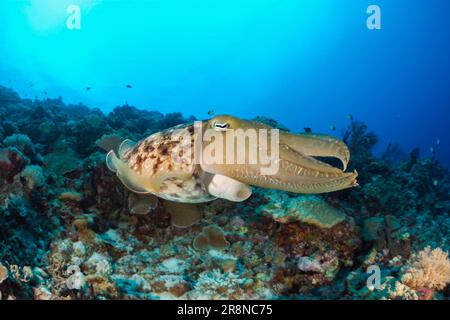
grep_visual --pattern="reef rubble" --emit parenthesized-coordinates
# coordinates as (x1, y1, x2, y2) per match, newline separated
(0, 85, 449, 300)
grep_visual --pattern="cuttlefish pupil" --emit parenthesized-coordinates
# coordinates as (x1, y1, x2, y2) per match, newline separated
(104, 115, 358, 206)
(213, 122, 230, 131)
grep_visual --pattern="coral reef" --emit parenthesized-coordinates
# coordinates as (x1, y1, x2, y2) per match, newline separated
(257, 192, 347, 228)
(0, 85, 449, 300)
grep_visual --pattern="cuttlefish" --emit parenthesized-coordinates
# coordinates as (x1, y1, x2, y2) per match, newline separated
(104, 115, 358, 226)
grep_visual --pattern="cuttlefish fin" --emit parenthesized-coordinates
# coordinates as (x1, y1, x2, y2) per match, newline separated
(279, 132, 350, 171)
(118, 139, 137, 158)
(164, 201, 201, 228)
(106, 150, 151, 194)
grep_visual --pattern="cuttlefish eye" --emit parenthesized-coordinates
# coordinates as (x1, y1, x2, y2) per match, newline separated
(212, 121, 230, 131)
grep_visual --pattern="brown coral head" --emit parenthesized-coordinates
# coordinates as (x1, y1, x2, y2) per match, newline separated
(164, 201, 201, 228)
(192, 234, 209, 251)
(203, 225, 230, 250)
(193, 224, 230, 251)
(128, 194, 158, 215)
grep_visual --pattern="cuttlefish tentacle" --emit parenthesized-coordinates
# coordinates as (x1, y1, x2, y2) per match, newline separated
(278, 143, 343, 175)
(201, 160, 358, 194)
(279, 132, 350, 171)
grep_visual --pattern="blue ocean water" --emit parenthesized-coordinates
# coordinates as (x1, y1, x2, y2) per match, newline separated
(1, 0, 449, 166)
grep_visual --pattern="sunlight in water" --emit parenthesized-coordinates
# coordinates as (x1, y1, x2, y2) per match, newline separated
(24, 0, 100, 33)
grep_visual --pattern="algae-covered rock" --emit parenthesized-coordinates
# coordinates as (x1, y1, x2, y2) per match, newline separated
(258, 192, 347, 229)
(3, 134, 36, 157)
(20, 165, 46, 190)
(0, 86, 21, 104)
(43, 147, 80, 175)
(362, 217, 385, 241)
(95, 134, 123, 155)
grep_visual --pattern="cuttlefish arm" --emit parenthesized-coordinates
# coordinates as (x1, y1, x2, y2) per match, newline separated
(200, 171, 252, 202)
(264, 144, 358, 193)
(201, 115, 358, 194)
(279, 132, 350, 171)
(239, 119, 350, 171)
(201, 147, 358, 194)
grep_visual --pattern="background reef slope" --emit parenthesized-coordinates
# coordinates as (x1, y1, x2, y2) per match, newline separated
(0, 86, 449, 300)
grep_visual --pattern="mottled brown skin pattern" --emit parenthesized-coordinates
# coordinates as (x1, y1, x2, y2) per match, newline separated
(122, 124, 213, 202)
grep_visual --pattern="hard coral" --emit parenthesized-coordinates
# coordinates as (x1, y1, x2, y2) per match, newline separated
(193, 225, 230, 251)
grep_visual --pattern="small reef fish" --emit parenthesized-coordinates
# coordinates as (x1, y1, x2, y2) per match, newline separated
(304, 127, 312, 133)
(126, 84, 133, 88)
(86, 87, 91, 91)
(347, 114, 354, 121)
(207, 110, 215, 116)
(330, 125, 336, 131)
